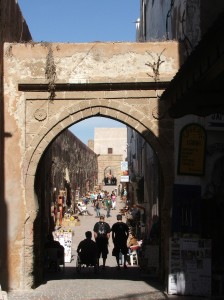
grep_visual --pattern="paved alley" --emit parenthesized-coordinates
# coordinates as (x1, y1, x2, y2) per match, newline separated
(7, 196, 210, 300)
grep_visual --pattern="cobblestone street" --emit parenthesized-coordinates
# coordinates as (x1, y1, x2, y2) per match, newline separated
(7, 196, 210, 300)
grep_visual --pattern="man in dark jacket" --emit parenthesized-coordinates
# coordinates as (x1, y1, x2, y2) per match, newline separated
(93, 215, 110, 269)
(111, 214, 129, 269)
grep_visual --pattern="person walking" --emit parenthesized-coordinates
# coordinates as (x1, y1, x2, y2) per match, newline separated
(93, 215, 111, 269)
(93, 191, 98, 207)
(90, 191, 95, 205)
(95, 198, 101, 217)
(105, 196, 112, 218)
(111, 191, 116, 210)
(111, 214, 129, 270)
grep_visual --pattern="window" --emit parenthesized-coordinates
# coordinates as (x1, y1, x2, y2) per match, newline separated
(108, 148, 113, 154)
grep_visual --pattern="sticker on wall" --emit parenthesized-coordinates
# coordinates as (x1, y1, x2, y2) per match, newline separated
(178, 124, 206, 176)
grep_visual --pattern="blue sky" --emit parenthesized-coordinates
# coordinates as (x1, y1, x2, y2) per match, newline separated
(69, 117, 127, 145)
(18, 0, 139, 43)
(18, 0, 139, 144)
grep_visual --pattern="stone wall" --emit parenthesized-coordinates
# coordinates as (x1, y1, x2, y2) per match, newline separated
(3, 41, 179, 289)
(139, 0, 224, 57)
(0, 0, 31, 43)
(33, 129, 97, 286)
(0, 0, 31, 291)
(97, 154, 123, 189)
(50, 129, 98, 196)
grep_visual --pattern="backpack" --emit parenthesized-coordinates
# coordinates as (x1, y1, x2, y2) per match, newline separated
(97, 222, 106, 237)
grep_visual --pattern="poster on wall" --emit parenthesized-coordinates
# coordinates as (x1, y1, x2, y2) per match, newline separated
(120, 175, 129, 182)
(206, 113, 224, 131)
(121, 161, 128, 171)
(63, 231, 73, 263)
(178, 124, 206, 176)
(54, 230, 73, 263)
(168, 238, 211, 296)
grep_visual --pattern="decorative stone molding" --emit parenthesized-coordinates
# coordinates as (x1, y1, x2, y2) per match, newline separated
(34, 109, 47, 121)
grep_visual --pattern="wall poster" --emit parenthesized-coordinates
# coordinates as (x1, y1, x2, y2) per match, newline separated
(168, 238, 211, 296)
(54, 230, 73, 263)
(178, 124, 206, 176)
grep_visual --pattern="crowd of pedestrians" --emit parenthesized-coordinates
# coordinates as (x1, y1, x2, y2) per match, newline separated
(74, 189, 141, 270)
(80, 190, 117, 218)
(77, 213, 131, 270)
(46, 188, 143, 273)
(8, 190, 191, 300)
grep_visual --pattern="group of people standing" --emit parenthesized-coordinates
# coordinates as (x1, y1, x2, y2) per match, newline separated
(94, 190, 117, 218)
(77, 214, 130, 270)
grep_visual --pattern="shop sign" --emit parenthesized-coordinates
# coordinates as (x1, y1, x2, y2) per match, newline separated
(121, 161, 128, 171)
(122, 170, 129, 175)
(178, 124, 206, 176)
(120, 175, 129, 182)
(206, 113, 224, 131)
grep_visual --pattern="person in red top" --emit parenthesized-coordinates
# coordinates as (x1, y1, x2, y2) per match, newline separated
(111, 191, 117, 210)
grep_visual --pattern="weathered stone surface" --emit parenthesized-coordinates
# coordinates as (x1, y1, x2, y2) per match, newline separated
(3, 41, 178, 290)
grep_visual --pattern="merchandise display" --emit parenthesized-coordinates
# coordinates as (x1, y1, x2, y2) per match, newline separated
(54, 230, 73, 263)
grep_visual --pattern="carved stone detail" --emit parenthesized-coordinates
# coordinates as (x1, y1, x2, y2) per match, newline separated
(34, 109, 47, 121)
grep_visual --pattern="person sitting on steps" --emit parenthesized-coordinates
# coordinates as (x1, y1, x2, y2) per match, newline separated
(76, 202, 93, 215)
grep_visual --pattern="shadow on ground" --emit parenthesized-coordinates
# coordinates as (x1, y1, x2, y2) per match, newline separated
(43, 264, 164, 290)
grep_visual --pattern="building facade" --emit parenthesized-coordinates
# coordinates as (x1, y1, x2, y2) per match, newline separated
(33, 129, 98, 285)
(94, 127, 127, 192)
(134, 0, 224, 296)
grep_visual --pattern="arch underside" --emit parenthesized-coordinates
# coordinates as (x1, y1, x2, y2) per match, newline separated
(26, 98, 172, 176)
(24, 97, 174, 288)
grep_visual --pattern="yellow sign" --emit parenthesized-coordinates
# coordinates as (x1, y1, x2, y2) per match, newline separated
(178, 124, 206, 176)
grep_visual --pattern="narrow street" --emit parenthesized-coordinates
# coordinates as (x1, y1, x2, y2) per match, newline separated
(7, 196, 209, 300)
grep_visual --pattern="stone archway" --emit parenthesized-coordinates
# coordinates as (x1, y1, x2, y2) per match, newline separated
(3, 41, 179, 289)
(104, 166, 117, 186)
(24, 103, 173, 288)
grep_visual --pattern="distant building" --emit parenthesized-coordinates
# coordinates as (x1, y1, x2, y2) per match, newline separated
(93, 128, 127, 191)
